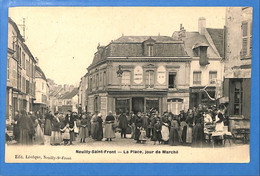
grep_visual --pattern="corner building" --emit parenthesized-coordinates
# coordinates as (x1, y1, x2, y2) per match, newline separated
(87, 36, 191, 117)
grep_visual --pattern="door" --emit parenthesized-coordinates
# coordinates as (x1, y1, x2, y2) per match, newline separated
(132, 97, 144, 114)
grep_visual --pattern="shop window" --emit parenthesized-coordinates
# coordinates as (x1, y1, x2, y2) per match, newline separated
(145, 70, 154, 88)
(167, 98, 183, 115)
(193, 71, 201, 85)
(234, 80, 243, 115)
(209, 71, 217, 84)
(146, 98, 159, 113)
(122, 71, 131, 86)
(168, 72, 176, 88)
(242, 21, 252, 58)
(115, 98, 130, 115)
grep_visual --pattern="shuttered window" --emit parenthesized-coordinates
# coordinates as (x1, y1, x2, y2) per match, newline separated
(242, 21, 252, 58)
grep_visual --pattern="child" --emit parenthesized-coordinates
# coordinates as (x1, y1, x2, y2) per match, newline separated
(152, 119, 162, 145)
(79, 113, 89, 143)
(60, 123, 71, 145)
(139, 127, 147, 144)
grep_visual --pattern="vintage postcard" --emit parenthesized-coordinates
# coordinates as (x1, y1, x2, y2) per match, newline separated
(5, 6, 252, 163)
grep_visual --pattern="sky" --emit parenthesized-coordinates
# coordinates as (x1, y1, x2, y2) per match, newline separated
(9, 7, 226, 85)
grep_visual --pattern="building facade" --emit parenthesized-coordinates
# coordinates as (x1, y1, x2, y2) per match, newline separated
(7, 17, 37, 121)
(60, 88, 79, 113)
(87, 36, 191, 117)
(33, 65, 49, 115)
(173, 18, 225, 108)
(78, 73, 88, 113)
(222, 7, 252, 129)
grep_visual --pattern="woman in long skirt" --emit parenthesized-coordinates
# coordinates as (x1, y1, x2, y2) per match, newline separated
(18, 110, 35, 145)
(104, 111, 115, 141)
(96, 113, 103, 141)
(50, 112, 62, 145)
(91, 114, 98, 140)
(169, 119, 180, 146)
(34, 119, 44, 145)
(152, 119, 162, 145)
(134, 112, 143, 143)
(79, 113, 89, 143)
(161, 122, 170, 143)
(44, 111, 52, 136)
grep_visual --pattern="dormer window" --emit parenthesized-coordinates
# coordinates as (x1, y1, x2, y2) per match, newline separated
(148, 45, 154, 56)
(143, 37, 156, 56)
(192, 43, 209, 66)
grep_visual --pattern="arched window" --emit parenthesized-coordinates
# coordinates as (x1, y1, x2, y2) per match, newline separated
(145, 70, 154, 88)
(122, 71, 131, 86)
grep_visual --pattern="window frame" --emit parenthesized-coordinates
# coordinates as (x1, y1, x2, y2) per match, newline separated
(193, 71, 202, 85)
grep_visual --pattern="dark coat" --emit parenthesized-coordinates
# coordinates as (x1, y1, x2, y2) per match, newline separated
(17, 116, 35, 145)
(52, 117, 61, 132)
(118, 114, 128, 129)
(65, 114, 75, 128)
(96, 116, 103, 141)
(44, 113, 53, 136)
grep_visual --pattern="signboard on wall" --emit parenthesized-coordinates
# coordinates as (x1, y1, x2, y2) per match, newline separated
(157, 65, 166, 84)
(134, 65, 143, 84)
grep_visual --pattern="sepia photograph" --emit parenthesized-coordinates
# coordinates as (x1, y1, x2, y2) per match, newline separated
(4, 6, 252, 163)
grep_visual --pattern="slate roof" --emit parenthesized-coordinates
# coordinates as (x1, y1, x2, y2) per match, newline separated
(113, 36, 177, 43)
(90, 35, 188, 67)
(182, 32, 219, 58)
(206, 28, 224, 57)
(60, 88, 78, 99)
(35, 65, 47, 81)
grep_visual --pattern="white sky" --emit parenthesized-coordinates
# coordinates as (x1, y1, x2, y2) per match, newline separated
(9, 7, 226, 85)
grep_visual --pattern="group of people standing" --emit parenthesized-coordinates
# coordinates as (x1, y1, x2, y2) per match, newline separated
(9, 104, 227, 147)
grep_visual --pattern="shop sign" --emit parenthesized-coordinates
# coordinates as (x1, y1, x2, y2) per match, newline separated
(157, 65, 166, 84)
(134, 66, 143, 84)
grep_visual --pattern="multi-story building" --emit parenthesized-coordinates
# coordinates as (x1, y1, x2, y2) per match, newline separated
(86, 36, 191, 117)
(60, 88, 79, 113)
(33, 64, 49, 115)
(222, 7, 252, 130)
(7, 17, 37, 121)
(78, 73, 88, 113)
(172, 17, 225, 108)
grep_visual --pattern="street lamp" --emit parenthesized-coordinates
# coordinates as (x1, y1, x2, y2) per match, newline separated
(117, 65, 123, 77)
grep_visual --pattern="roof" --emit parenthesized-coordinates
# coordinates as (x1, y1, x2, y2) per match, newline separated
(206, 28, 224, 57)
(113, 36, 177, 43)
(35, 65, 47, 81)
(89, 35, 188, 67)
(60, 88, 78, 99)
(181, 32, 219, 58)
(8, 17, 37, 63)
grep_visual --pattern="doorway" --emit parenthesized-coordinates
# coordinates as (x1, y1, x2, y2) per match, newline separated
(132, 97, 144, 114)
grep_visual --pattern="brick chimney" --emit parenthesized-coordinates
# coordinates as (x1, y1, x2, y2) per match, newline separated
(178, 24, 186, 40)
(198, 17, 206, 35)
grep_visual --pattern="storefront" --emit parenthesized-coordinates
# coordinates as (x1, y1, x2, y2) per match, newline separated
(189, 86, 216, 108)
(108, 90, 167, 115)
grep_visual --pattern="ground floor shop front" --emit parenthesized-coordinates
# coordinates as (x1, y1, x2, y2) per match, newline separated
(87, 90, 189, 117)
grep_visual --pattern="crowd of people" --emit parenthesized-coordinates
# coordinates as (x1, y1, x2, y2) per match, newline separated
(6, 104, 228, 147)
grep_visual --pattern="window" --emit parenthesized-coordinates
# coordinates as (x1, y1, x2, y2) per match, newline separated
(103, 71, 107, 87)
(209, 71, 217, 84)
(42, 83, 44, 90)
(167, 98, 183, 115)
(94, 96, 99, 113)
(22, 52, 25, 69)
(26, 80, 29, 94)
(234, 80, 243, 115)
(122, 71, 131, 86)
(145, 70, 154, 88)
(168, 72, 176, 88)
(193, 71, 201, 84)
(96, 74, 99, 88)
(7, 58, 10, 80)
(242, 21, 252, 58)
(115, 98, 130, 114)
(89, 77, 92, 91)
(148, 45, 154, 56)
(26, 60, 30, 76)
